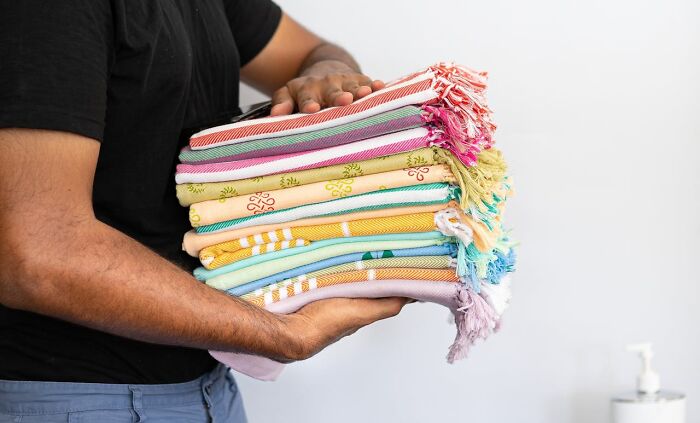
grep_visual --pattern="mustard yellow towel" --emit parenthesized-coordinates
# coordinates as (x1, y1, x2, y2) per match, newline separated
(200, 212, 438, 269)
(199, 208, 494, 270)
(182, 202, 452, 257)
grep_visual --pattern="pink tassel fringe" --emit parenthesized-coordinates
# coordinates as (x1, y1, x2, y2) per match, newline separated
(421, 62, 497, 167)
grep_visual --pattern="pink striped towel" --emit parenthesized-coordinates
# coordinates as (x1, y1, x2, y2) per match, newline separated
(189, 63, 496, 166)
(176, 127, 436, 184)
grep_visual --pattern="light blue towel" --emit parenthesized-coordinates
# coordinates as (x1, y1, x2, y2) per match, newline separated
(193, 231, 450, 281)
(225, 244, 457, 297)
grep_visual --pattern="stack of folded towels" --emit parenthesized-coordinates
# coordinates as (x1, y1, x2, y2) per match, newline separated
(175, 63, 516, 380)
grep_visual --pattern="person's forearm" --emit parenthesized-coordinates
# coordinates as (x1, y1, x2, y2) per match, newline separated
(298, 42, 361, 75)
(1, 218, 300, 361)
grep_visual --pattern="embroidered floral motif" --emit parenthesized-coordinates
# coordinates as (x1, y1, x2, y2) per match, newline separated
(279, 176, 300, 189)
(218, 186, 238, 203)
(406, 153, 428, 167)
(403, 166, 430, 181)
(252, 176, 264, 183)
(246, 192, 276, 214)
(342, 163, 363, 178)
(186, 183, 205, 194)
(324, 179, 354, 197)
(189, 207, 202, 227)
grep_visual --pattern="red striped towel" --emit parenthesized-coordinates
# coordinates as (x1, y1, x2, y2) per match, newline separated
(189, 63, 496, 166)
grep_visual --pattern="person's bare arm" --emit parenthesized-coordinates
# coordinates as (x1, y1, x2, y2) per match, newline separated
(241, 13, 385, 116)
(0, 129, 409, 362)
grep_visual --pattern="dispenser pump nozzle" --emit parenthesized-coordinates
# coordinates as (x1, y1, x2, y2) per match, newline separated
(626, 342, 660, 394)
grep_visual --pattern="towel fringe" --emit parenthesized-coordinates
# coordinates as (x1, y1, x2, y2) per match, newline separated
(423, 105, 478, 165)
(485, 248, 517, 284)
(422, 62, 497, 166)
(434, 208, 473, 246)
(456, 240, 498, 288)
(479, 276, 513, 317)
(447, 285, 498, 363)
(433, 147, 507, 216)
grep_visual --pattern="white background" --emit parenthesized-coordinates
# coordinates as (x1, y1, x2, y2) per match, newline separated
(237, 0, 700, 421)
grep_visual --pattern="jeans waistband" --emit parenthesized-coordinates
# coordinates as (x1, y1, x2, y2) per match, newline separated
(0, 363, 229, 415)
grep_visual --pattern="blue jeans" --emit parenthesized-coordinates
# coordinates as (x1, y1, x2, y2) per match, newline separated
(0, 364, 246, 422)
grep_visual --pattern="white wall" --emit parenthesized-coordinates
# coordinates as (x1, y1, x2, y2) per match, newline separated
(237, 0, 700, 421)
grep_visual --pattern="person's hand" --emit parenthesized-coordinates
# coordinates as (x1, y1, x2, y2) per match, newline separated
(270, 60, 385, 116)
(277, 296, 412, 362)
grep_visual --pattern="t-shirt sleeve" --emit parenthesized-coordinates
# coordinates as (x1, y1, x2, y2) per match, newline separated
(223, 0, 283, 67)
(0, 0, 113, 142)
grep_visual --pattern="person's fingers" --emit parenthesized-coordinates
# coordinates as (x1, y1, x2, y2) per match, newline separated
(355, 85, 373, 98)
(273, 75, 385, 116)
(323, 84, 353, 107)
(341, 80, 364, 100)
(297, 296, 408, 326)
(295, 88, 322, 113)
(340, 296, 409, 325)
(286, 296, 411, 360)
(357, 75, 373, 87)
(286, 77, 324, 114)
(371, 80, 385, 91)
(353, 75, 374, 99)
(270, 87, 294, 116)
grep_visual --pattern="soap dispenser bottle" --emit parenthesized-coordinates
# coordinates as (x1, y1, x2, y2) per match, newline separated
(611, 343, 686, 423)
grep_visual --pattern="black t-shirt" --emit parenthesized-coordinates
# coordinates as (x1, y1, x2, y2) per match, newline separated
(0, 0, 282, 384)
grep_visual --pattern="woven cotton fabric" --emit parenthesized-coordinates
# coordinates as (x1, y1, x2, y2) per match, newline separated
(194, 183, 458, 234)
(182, 202, 451, 256)
(176, 127, 432, 184)
(225, 244, 456, 297)
(179, 106, 424, 164)
(190, 74, 436, 148)
(200, 212, 439, 269)
(171, 62, 517, 382)
(197, 231, 449, 281)
(246, 268, 460, 307)
(211, 276, 512, 381)
(240, 255, 454, 299)
(199, 208, 481, 270)
(175, 148, 437, 206)
(188, 165, 455, 227)
(201, 236, 451, 289)
(176, 147, 507, 227)
(189, 63, 497, 167)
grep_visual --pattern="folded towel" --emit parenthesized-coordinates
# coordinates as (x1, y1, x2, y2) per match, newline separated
(176, 147, 437, 206)
(179, 106, 424, 164)
(211, 276, 512, 381)
(182, 202, 451, 256)
(177, 147, 507, 225)
(239, 255, 455, 298)
(245, 268, 460, 307)
(174, 62, 516, 383)
(200, 236, 451, 289)
(194, 183, 458, 234)
(188, 165, 455, 227)
(190, 63, 495, 166)
(199, 208, 479, 270)
(225, 245, 456, 297)
(177, 127, 433, 184)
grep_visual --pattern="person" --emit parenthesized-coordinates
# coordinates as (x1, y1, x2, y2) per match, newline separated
(0, 1, 411, 421)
